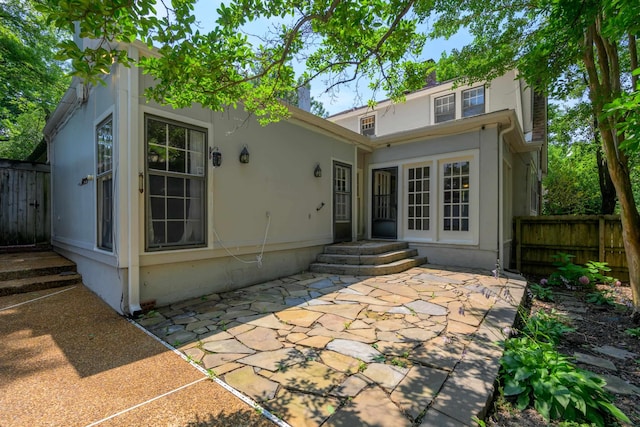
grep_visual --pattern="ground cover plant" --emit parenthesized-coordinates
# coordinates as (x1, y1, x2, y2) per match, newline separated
(486, 255, 639, 426)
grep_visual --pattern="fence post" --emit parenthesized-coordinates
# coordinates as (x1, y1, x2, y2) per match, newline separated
(598, 216, 605, 263)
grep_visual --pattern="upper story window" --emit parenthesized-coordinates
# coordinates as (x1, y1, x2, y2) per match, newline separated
(462, 86, 485, 117)
(360, 115, 375, 136)
(434, 94, 455, 123)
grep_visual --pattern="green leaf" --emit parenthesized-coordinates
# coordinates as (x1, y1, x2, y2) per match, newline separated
(599, 401, 630, 422)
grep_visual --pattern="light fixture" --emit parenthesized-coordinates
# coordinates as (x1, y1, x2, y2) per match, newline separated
(210, 146, 222, 167)
(314, 163, 322, 178)
(239, 146, 250, 164)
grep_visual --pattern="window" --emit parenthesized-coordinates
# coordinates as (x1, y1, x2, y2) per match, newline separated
(146, 116, 206, 250)
(360, 115, 375, 136)
(407, 166, 430, 231)
(96, 117, 113, 251)
(434, 93, 455, 123)
(462, 86, 485, 117)
(442, 161, 470, 232)
(334, 163, 351, 221)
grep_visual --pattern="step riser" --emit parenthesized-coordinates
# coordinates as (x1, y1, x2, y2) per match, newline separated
(0, 275, 82, 297)
(310, 257, 427, 276)
(317, 249, 418, 266)
(324, 242, 408, 255)
(0, 265, 77, 282)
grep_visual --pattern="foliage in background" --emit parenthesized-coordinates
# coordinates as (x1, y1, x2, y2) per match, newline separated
(0, 0, 69, 160)
(543, 103, 617, 215)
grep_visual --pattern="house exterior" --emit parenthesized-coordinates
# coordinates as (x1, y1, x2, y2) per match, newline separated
(328, 71, 547, 274)
(44, 38, 546, 315)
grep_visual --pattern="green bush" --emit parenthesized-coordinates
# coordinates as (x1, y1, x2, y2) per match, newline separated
(548, 253, 616, 288)
(501, 338, 629, 426)
(522, 310, 574, 344)
(529, 283, 555, 302)
(499, 311, 629, 426)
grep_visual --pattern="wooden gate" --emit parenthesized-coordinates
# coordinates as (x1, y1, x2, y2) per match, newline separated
(0, 160, 50, 247)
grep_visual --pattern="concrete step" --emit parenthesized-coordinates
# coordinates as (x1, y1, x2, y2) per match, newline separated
(0, 252, 76, 281)
(0, 272, 82, 296)
(317, 248, 419, 266)
(324, 241, 408, 256)
(309, 256, 427, 276)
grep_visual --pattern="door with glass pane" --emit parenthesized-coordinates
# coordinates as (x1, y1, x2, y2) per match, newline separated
(333, 162, 352, 243)
(371, 167, 397, 239)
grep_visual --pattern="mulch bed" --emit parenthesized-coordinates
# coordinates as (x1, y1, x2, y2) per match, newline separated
(485, 279, 640, 427)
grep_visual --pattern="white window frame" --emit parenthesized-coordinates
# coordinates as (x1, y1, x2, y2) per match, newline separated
(434, 93, 456, 123)
(439, 154, 478, 244)
(404, 161, 434, 241)
(462, 86, 485, 117)
(431, 84, 490, 125)
(374, 150, 479, 245)
(145, 115, 207, 251)
(96, 114, 114, 252)
(360, 114, 376, 136)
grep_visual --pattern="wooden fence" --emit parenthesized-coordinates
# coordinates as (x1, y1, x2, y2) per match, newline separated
(0, 159, 51, 247)
(514, 215, 628, 281)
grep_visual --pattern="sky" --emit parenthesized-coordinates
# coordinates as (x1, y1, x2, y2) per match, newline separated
(189, 1, 472, 115)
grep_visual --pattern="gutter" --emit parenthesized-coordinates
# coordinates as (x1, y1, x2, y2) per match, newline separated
(287, 105, 374, 151)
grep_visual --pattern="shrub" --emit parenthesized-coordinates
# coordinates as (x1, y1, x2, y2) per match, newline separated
(499, 311, 629, 426)
(548, 253, 616, 288)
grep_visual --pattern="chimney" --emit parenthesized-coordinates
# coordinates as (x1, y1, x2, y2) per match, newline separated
(297, 86, 311, 112)
(425, 70, 437, 88)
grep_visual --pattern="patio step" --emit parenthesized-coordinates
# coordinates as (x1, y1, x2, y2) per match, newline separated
(310, 240, 427, 276)
(0, 251, 81, 296)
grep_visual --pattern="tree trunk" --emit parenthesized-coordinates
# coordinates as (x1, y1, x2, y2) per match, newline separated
(596, 147, 617, 214)
(583, 24, 640, 319)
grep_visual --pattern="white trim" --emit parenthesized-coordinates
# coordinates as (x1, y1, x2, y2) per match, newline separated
(368, 149, 479, 245)
(438, 155, 478, 244)
(403, 161, 435, 242)
(139, 105, 214, 133)
(331, 158, 355, 241)
(358, 112, 377, 136)
(139, 107, 213, 255)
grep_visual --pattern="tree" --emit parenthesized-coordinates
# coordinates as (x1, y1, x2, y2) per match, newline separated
(544, 102, 617, 215)
(544, 105, 603, 215)
(0, 0, 69, 159)
(39, 0, 640, 316)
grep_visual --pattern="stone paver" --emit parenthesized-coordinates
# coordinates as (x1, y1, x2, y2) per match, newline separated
(391, 364, 449, 420)
(139, 264, 527, 427)
(574, 352, 618, 371)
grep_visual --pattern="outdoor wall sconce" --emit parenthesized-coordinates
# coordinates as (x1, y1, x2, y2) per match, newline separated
(314, 164, 322, 178)
(239, 146, 250, 164)
(210, 146, 222, 167)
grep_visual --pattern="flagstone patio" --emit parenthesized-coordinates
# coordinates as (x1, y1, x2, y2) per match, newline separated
(138, 265, 527, 426)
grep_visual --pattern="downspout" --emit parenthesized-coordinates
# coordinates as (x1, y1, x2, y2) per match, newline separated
(127, 46, 142, 316)
(353, 145, 358, 242)
(497, 119, 515, 276)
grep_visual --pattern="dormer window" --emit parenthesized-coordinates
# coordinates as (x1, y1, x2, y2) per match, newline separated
(360, 115, 375, 136)
(434, 94, 455, 123)
(462, 86, 485, 117)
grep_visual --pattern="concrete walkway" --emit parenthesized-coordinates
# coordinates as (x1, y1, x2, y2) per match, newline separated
(0, 285, 274, 426)
(141, 265, 527, 426)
